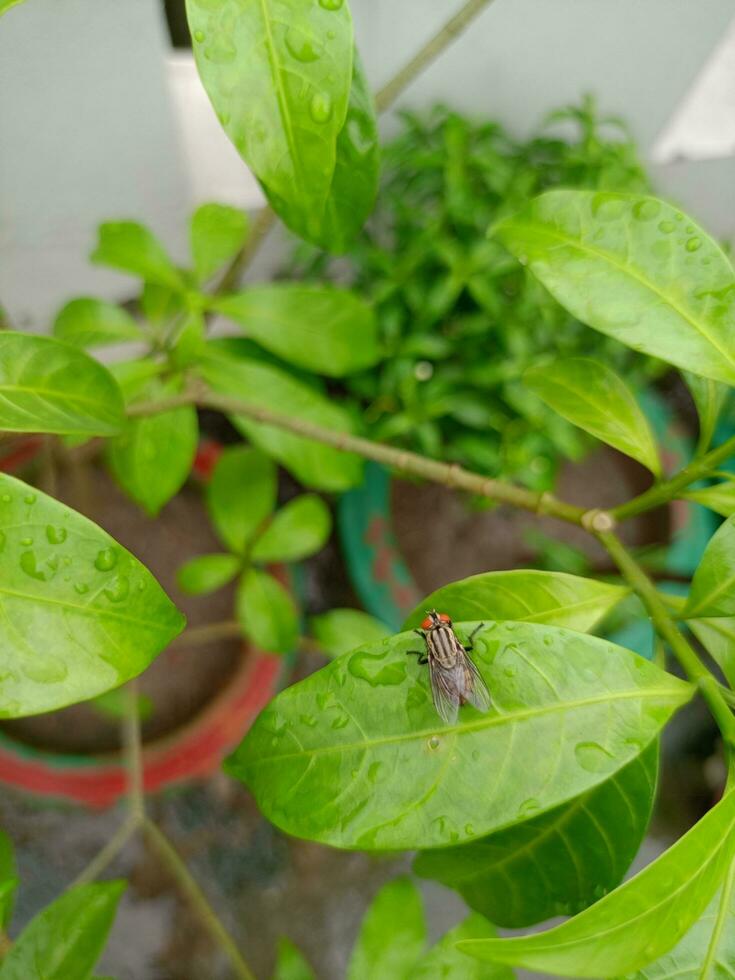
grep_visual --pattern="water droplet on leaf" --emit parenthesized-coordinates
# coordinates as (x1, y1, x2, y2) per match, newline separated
(658, 219, 675, 234)
(319, 0, 343, 8)
(95, 548, 117, 572)
(575, 741, 615, 773)
(45, 525, 67, 545)
(686, 236, 702, 252)
(309, 92, 333, 123)
(285, 28, 323, 62)
(633, 199, 660, 221)
(24, 493, 36, 505)
(428, 735, 441, 750)
(104, 575, 130, 603)
(74, 582, 89, 595)
(517, 798, 541, 818)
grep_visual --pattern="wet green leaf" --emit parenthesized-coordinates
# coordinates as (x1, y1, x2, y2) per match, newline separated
(227, 622, 690, 850)
(684, 371, 728, 454)
(251, 495, 331, 563)
(106, 379, 198, 516)
(414, 914, 513, 980)
(403, 570, 628, 633)
(273, 937, 316, 980)
(169, 311, 206, 370)
(457, 789, 735, 977)
(494, 191, 735, 384)
(415, 741, 658, 927)
(524, 358, 661, 476)
(236, 568, 299, 654)
(190, 203, 249, 283)
(213, 285, 379, 376)
(177, 553, 241, 595)
(0, 472, 185, 717)
(0, 0, 27, 18)
(346, 877, 426, 980)
(91, 221, 183, 291)
(688, 616, 735, 687)
(0, 333, 124, 436)
(685, 516, 735, 617)
(53, 298, 144, 349)
(309, 608, 390, 660)
(206, 446, 276, 555)
(626, 864, 735, 979)
(186, 0, 353, 236)
(0, 881, 125, 979)
(197, 341, 363, 491)
(683, 481, 735, 518)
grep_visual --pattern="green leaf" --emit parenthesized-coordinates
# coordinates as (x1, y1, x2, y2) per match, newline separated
(684, 371, 728, 455)
(414, 914, 513, 980)
(457, 789, 735, 977)
(251, 495, 331, 563)
(494, 191, 735, 385)
(53, 298, 144, 349)
(278, 50, 380, 252)
(177, 553, 241, 595)
(140, 282, 185, 326)
(226, 622, 691, 850)
(186, 0, 353, 237)
(0, 882, 125, 980)
(106, 379, 198, 516)
(197, 341, 363, 491)
(236, 568, 299, 654)
(190, 203, 249, 284)
(684, 515, 735, 618)
(0, 0, 26, 18)
(626, 864, 735, 979)
(206, 446, 276, 554)
(0, 472, 185, 717)
(346, 877, 426, 980)
(524, 358, 661, 476)
(0, 333, 124, 436)
(415, 741, 658, 928)
(0, 831, 17, 929)
(169, 311, 206, 370)
(213, 285, 379, 377)
(683, 482, 735, 518)
(309, 608, 390, 660)
(403, 570, 628, 633)
(273, 937, 316, 980)
(91, 221, 184, 291)
(688, 616, 735, 687)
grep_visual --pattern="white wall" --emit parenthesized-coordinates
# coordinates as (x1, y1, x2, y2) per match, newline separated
(2, 0, 735, 326)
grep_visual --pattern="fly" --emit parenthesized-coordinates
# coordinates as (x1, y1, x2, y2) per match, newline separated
(408, 610, 491, 724)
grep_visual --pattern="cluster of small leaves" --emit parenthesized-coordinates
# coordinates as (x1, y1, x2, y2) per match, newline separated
(292, 98, 660, 489)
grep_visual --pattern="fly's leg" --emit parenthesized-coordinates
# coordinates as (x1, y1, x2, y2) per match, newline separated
(465, 622, 485, 652)
(406, 650, 429, 665)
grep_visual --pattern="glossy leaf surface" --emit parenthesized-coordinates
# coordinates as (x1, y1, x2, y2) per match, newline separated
(53, 298, 144, 349)
(0, 0, 27, 17)
(0, 881, 125, 980)
(227, 622, 690, 850)
(0, 333, 124, 436)
(457, 789, 735, 977)
(684, 371, 728, 454)
(403, 570, 628, 633)
(186, 0, 353, 234)
(685, 515, 735, 617)
(415, 741, 658, 927)
(494, 191, 735, 384)
(251, 495, 331, 563)
(273, 937, 316, 980)
(346, 877, 426, 980)
(688, 616, 735, 687)
(177, 553, 240, 595)
(684, 482, 735, 518)
(236, 568, 299, 654)
(198, 341, 363, 491)
(190, 202, 249, 283)
(0, 473, 185, 717)
(310, 608, 390, 660)
(414, 914, 514, 980)
(206, 446, 276, 555)
(524, 357, 661, 475)
(91, 221, 183, 290)
(213, 285, 379, 376)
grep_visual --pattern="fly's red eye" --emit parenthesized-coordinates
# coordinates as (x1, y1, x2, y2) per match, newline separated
(421, 616, 433, 630)
(438, 613, 452, 623)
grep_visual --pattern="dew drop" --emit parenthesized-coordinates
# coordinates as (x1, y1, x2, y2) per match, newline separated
(299, 713, 318, 728)
(330, 713, 349, 730)
(686, 236, 702, 253)
(428, 735, 441, 750)
(193, 29, 205, 42)
(503, 666, 516, 678)
(327, 28, 335, 38)
(45, 525, 67, 545)
(464, 823, 475, 836)
(471, 749, 480, 762)
(368, 761, 384, 783)
(319, 0, 343, 8)
(74, 582, 89, 595)
(24, 493, 36, 505)
(658, 219, 675, 234)
(517, 798, 541, 819)
(23, 657, 68, 684)
(309, 92, 333, 123)
(104, 575, 130, 603)
(575, 741, 615, 773)
(591, 194, 625, 220)
(633, 199, 660, 221)
(20, 551, 55, 582)
(348, 651, 406, 687)
(285, 27, 323, 62)
(94, 548, 118, 572)
(20, 537, 33, 547)
(1, 494, 11, 504)
(542, 635, 553, 647)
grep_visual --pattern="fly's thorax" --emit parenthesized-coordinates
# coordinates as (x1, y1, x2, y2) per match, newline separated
(426, 625, 460, 668)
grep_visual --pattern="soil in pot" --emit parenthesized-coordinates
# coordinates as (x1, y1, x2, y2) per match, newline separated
(1, 464, 243, 755)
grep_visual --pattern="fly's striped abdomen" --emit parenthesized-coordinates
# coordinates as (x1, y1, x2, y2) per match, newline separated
(427, 625, 460, 668)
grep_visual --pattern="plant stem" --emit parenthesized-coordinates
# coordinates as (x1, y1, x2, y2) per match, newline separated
(612, 433, 735, 520)
(124, 681, 145, 821)
(68, 815, 139, 890)
(174, 620, 242, 647)
(128, 389, 589, 526)
(598, 529, 735, 750)
(214, 0, 499, 292)
(143, 819, 255, 980)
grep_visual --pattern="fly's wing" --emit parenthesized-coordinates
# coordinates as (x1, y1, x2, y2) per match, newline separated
(458, 649, 492, 713)
(429, 661, 461, 725)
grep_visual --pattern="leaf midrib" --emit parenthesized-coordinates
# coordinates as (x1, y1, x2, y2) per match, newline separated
(701, 860, 735, 978)
(0, 583, 176, 632)
(0, 382, 117, 416)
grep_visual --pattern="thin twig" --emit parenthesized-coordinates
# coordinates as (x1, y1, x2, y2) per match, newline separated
(143, 819, 256, 980)
(173, 620, 242, 647)
(68, 816, 139, 890)
(124, 680, 145, 821)
(215, 205, 278, 296)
